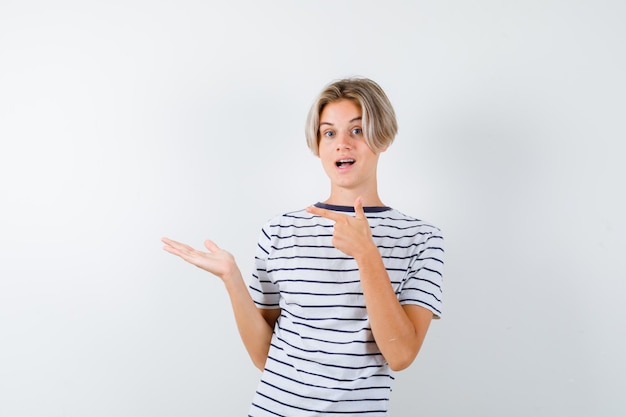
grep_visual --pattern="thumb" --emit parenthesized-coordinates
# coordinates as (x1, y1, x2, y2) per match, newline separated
(354, 196, 366, 219)
(204, 239, 220, 253)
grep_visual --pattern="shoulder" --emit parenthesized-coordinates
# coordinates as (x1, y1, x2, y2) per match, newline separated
(258, 207, 319, 237)
(375, 208, 443, 236)
(262, 207, 312, 227)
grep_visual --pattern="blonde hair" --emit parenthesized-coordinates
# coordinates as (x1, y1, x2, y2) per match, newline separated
(305, 77, 398, 156)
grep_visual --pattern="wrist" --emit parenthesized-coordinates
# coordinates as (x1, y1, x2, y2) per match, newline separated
(353, 244, 381, 265)
(221, 265, 243, 286)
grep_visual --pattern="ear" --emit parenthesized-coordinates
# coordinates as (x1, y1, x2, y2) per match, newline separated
(372, 143, 389, 154)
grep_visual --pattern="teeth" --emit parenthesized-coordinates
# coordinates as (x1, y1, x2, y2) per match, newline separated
(336, 159, 355, 167)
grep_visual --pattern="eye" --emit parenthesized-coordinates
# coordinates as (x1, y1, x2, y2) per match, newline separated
(351, 127, 362, 135)
(323, 130, 335, 138)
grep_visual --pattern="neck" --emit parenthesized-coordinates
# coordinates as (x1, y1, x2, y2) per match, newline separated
(323, 187, 384, 207)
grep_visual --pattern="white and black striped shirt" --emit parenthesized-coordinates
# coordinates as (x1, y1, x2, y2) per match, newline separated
(248, 203, 444, 416)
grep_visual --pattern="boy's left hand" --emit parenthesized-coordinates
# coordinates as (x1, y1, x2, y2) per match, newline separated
(306, 196, 375, 259)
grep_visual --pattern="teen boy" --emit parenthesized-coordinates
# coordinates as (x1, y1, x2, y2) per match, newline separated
(162, 77, 444, 416)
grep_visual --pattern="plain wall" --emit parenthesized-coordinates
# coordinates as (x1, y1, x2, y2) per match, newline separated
(1, 1, 625, 416)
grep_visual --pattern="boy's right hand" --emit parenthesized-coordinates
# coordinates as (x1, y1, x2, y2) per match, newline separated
(161, 237, 239, 281)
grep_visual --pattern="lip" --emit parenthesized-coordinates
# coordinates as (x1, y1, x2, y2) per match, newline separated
(335, 157, 356, 171)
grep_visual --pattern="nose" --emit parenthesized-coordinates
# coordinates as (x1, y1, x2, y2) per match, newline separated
(335, 131, 352, 151)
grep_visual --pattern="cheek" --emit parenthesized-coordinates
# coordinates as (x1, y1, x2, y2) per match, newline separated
(318, 146, 332, 163)
(321, 157, 334, 171)
(318, 151, 336, 173)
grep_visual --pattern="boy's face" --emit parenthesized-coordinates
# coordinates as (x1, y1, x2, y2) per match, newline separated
(317, 99, 381, 196)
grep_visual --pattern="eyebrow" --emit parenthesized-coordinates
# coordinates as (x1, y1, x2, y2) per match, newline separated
(320, 117, 362, 126)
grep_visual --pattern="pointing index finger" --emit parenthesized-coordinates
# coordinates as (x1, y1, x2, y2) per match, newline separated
(306, 205, 343, 222)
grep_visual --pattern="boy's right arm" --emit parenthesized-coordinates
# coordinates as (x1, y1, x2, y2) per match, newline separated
(222, 268, 280, 370)
(162, 237, 277, 370)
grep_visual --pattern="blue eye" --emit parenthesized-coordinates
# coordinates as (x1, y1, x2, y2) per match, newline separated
(352, 128, 362, 135)
(323, 131, 335, 138)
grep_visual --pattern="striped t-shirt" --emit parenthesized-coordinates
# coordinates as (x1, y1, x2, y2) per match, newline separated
(248, 203, 444, 416)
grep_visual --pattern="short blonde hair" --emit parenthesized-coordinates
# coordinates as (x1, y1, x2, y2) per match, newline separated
(305, 77, 398, 156)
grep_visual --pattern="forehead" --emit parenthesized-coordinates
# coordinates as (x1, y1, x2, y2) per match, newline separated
(320, 99, 362, 122)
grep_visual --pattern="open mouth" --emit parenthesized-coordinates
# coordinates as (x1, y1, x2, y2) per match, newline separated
(335, 158, 355, 168)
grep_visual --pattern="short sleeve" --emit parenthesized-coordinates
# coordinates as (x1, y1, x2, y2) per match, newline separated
(248, 224, 281, 309)
(398, 227, 444, 318)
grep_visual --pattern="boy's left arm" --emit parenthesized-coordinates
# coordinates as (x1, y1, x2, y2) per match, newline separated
(306, 198, 433, 371)
(354, 248, 433, 371)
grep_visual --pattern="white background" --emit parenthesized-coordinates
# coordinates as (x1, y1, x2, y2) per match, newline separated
(1, 1, 625, 416)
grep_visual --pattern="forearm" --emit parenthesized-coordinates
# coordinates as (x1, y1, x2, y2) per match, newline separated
(222, 268, 275, 370)
(356, 249, 428, 371)
(161, 237, 274, 369)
